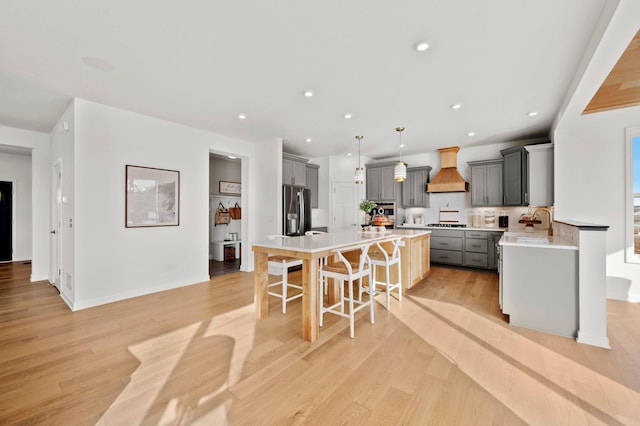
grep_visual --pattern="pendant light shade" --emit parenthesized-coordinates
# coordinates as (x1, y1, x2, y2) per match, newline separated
(354, 135, 364, 184)
(394, 127, 407, 182)
(394, 161, 407, 182)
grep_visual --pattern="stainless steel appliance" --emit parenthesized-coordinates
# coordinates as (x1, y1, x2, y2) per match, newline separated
(283, 185, 311, 236)
(427, 223, 467, 228)
(372, 202, 396, 229)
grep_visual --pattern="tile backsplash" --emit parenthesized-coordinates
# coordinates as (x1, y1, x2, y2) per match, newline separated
(399, 192, 553, 232)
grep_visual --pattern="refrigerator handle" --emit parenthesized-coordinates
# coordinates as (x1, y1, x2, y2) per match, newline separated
(298, 191, 304, 234)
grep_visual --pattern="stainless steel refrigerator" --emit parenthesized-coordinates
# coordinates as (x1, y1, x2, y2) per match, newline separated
(283, 185, 311, 236)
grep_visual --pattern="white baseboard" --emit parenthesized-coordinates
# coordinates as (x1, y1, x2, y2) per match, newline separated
(30, 274, 49, 282)
(577, 331, 611, 349)
(70, 275, 211, 311)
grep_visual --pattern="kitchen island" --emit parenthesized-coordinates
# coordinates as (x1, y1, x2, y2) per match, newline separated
(499, 232, 578, 338)
(252, 228, 431, 342)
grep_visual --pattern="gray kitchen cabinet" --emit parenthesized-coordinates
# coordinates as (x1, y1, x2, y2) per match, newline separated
(430, 229, 464, 266)
(464, 230, 489, 268)
(501, 142, 553, 206)
(366, 162, 401, 203)
(306, 163, 319, 208)
(501, 146, 528, 206)
(402, 166, 432, 207)
(282, 153, 307, 186)
(468, 159, 503, 206)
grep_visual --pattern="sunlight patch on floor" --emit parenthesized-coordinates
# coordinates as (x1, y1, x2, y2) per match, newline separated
(393, 294, 639, 425)
(97, 304, 256, 425)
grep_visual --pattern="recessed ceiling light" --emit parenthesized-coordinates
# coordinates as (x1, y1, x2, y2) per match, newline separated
(347, 153, 352, 156)
(344, 113, 353, 119)
(228, 155, 237, 159)
(467, 132, 476, 137)
(304, 90, 314, 97)
(414, 41, 430, 52)
(305, 138, 312, 143)
(450, 104, 462, 110)
(237, 114, 246, 119)
(81, 56, 115, 72)
(527, 111, 538, 117)
(399, 144, 405, 148)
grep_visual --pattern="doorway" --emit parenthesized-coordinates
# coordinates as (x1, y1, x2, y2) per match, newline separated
(209, 153, 242, 278)
(332, 181, 358, 231)
(0, 181, 13, 262)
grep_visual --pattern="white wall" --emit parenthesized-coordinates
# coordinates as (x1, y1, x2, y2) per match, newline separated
(0, 151, 32, 261)
(0, 124, 50, 281)
(68, 99, 274, 309)
(553, 0, 640, 301)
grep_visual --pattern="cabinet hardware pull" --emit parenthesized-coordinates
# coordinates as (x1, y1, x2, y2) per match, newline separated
(440, 243, 448, 245)
(472, 244, 481, 248)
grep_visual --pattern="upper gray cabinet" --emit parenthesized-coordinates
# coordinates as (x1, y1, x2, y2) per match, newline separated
(282, 153, 307, 186)
(525, 143, 554, 206)
(468, 159, 503, 206)
(500, 142, 553, 206)
(366, 162, 401, 203)
(402, 166, 431, 207)
(306, 163, 319, 208)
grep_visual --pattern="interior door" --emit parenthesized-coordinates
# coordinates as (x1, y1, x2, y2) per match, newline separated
(52, 162, 62, 288)
(332, 181, 357, 231)
(0, 181, 12, 262)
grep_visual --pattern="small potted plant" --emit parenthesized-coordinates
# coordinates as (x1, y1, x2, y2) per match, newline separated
(359, 200, 377, 225)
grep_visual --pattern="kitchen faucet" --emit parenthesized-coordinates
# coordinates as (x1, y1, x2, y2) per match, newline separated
(534, 207, 553, 236)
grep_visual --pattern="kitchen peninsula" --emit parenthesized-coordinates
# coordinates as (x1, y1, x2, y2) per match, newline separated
(252, 228, 430, 342)
(499, 219, 610, 348)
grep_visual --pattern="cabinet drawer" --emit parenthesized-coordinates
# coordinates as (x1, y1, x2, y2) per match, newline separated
(431, 236, 463, 250)
(465, 230, 488, 239)
(429, 228, 464, 238)
(431, 249, 463, 265)
(464, 253, 488, 268)
(465, 239, 488, 253)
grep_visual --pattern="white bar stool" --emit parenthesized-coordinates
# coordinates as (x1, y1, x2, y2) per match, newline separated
(319, 242, 374, 338)
(265, 235, 303, 314)
(360, 236, 403, 310)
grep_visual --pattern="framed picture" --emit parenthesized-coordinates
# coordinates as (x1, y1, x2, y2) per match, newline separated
(126, 165, 180, 227)
(219, 181, 241, 195)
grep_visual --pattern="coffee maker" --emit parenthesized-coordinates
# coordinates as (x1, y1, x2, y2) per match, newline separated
(498, 211, 509, 228)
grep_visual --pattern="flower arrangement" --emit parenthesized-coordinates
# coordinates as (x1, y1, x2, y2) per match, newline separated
(359, 199, 377, 214)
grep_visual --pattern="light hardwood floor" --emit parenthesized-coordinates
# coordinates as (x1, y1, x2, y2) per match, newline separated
(1, 261, 639, 425)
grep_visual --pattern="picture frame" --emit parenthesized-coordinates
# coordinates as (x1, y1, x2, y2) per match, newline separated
(219, 181, 241, 195)
(126, 165, 180, 227)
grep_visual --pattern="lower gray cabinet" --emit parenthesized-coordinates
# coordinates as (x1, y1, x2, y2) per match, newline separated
(464, 231, 489, 268)
(430, 229, 464, 266)
(430, 229, 501, 270)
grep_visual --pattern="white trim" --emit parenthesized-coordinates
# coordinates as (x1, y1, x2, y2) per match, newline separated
(68, 275, 210, 311)
(625, 126, 640, 263)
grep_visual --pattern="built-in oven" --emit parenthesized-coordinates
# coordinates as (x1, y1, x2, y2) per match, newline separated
(372, 202, 396, 229)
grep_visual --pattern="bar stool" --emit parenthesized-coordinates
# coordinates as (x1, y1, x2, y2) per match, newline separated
(319, 242, 374, 338)
(360, 236, 403, 310)
(265, 235, 303, 314)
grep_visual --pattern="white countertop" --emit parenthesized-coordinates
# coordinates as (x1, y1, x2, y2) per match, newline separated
(252, 229, 430, 253)
(498, 232, 577, 250)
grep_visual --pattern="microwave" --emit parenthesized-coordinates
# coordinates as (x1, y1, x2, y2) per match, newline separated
(372, 202, 396, 229)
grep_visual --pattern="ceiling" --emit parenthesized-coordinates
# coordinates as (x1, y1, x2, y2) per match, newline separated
(584, 28, 640, 114)
(0, 1, 611, 160)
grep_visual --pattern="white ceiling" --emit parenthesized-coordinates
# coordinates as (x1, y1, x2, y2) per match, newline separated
(0, 0, 610, 160)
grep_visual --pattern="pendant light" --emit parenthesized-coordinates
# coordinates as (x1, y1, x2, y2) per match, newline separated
(354, 135, 364, 184)
(394, 127, 407, 182)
